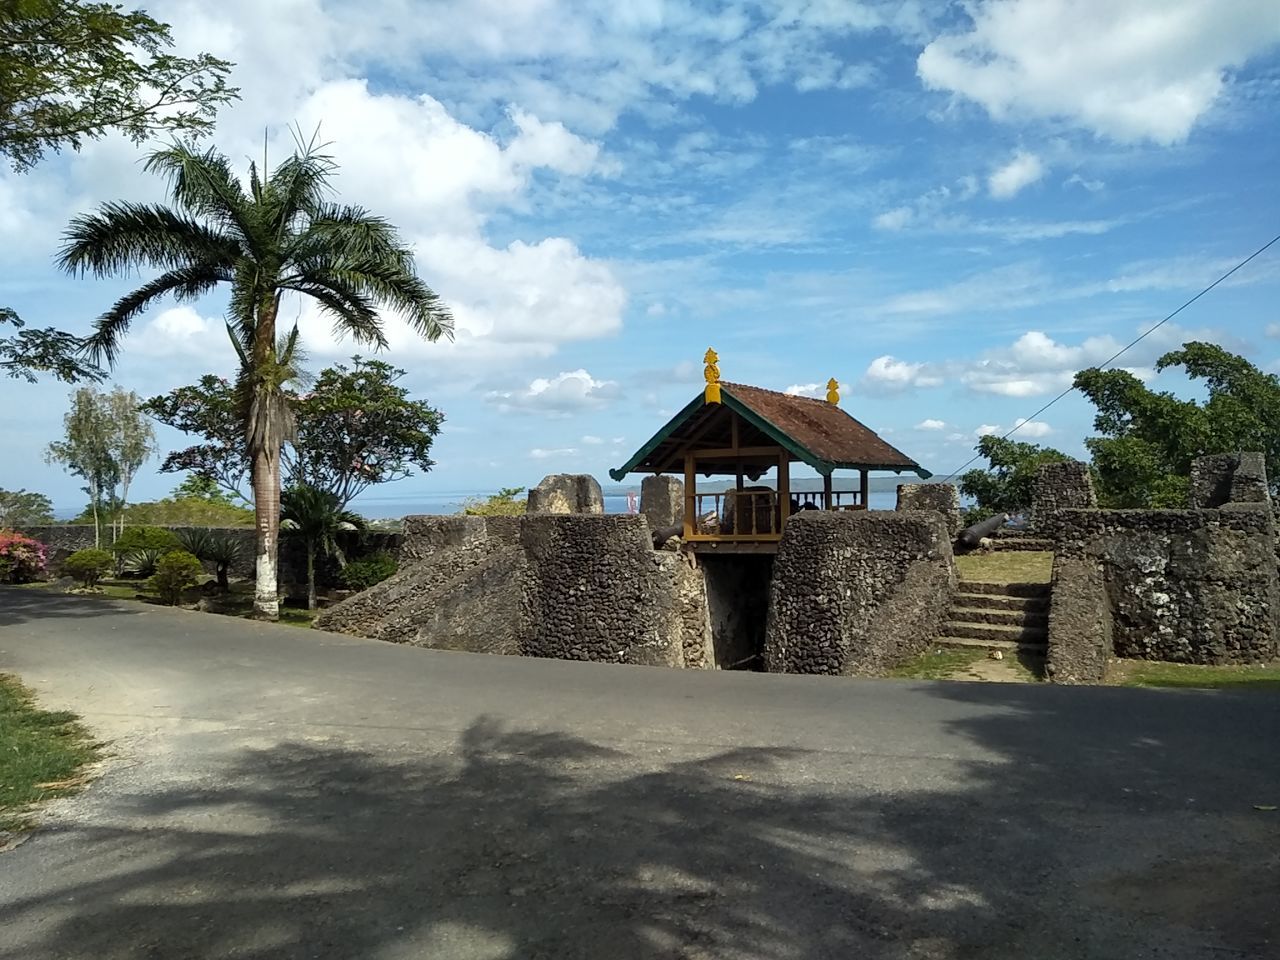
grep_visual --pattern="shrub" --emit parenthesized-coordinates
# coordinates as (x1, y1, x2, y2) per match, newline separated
(62, 548, 114, 589)
(339, 551, 398, 591)
(111, 526, 180, 577)
(110, 526, 181, 554)
(176, 528, 245, 592)
(462, 487, 526, 516)
(149, 550, 204, 605)
(0, 530, 48, 583)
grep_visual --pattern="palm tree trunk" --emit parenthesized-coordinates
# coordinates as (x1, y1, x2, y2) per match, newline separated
(250, 295, 281, 620)
(252, 445, 281, 619)
(306, 538, 317, 611)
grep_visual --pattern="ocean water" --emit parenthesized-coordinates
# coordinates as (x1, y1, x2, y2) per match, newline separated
(351, 489, 900, 520)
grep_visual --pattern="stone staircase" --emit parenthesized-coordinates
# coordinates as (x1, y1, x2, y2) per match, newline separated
(990, 529, 1055, 552)
(940, 580, 1049, 654)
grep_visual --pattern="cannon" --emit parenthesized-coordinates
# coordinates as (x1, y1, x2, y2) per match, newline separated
(956, 512, 1007, 551)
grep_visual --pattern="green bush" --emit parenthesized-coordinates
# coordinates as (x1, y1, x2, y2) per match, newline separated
(149, 550, 204, 605)
(339, 551, 398, 591)
(110, 526, 181, 554)
(62, 548, 114, 588)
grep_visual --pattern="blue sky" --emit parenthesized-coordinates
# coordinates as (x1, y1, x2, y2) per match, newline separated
(3, 0, 1280, 510)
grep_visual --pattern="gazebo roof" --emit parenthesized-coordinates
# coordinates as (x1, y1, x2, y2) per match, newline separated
(609, 381, 930, 480)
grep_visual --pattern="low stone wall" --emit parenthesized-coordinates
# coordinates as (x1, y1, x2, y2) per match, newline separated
(641, 475, 684, 529)
(895, 482, 961, 538)
(764, 511, 956, 675)
(1032, 461, 1096, 534)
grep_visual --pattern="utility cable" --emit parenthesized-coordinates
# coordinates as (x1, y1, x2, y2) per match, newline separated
(940, 231, 1280, 482)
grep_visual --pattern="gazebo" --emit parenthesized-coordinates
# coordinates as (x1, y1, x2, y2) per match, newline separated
(610, 350, 930, 552)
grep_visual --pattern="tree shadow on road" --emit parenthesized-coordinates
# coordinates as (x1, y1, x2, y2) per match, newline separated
(1, 685, 1278, 959)
(0, 587, 140, 627)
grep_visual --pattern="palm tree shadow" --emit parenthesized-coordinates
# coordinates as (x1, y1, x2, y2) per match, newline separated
(3, 686, 1278, 959)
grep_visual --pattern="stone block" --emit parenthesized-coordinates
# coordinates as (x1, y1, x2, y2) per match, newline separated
(640, 474, 684, 529)
(1032, 461, 1096, 534)
(526, 474, 605, 515)
(895, 482, 962, 537)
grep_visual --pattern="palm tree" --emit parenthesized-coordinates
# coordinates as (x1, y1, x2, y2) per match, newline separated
(280, 483, 364, 611)
(58, 137, 452, 618)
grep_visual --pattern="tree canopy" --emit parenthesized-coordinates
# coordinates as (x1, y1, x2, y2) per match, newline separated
(958, 435, 1069, 520)
(0, 0, 237, 172)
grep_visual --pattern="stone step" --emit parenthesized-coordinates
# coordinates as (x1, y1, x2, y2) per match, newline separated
(949, 607, 1048, 628)
(936, 636, 1048, 654)
(991, 539, 1055, 552)
(954, 592, 1049, 613)
(956, 580, 1051, 599)
(941, 621, 1048, 645)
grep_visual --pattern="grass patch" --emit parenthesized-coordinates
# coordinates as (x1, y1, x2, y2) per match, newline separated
(0, 674, 99, 833)
(890, 647, 991, 680)
(954, 550, 1054, 584)
(1109, 659, 1280, 691)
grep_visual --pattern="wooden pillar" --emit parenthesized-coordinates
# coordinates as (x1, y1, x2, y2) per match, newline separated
(683, 452, 696, 539)
(822, 472, 833, 511)
(778, 450, 790, 532)
(860, 469, 870, 510)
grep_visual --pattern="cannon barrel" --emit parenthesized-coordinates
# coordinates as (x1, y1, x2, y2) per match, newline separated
(956, 512, 1007, 550)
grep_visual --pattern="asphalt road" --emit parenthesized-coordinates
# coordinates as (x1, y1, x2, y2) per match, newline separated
(1, 588, 1278, 959)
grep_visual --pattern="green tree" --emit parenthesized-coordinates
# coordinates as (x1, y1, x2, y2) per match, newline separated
(59, 139, 453, 618)
(0, 488, 54, 526)
(462, 487, 527, 516)
(281, 484, 364, 611)
(1074, 342, 1280, 507)
(288, 357, 444, 507)
(1, 307, 103, 383)
(958, 436, 1070, 520)
(0, 0, 236, 172)
(137, 373, 254, 502)
(45, 386, 156, 545)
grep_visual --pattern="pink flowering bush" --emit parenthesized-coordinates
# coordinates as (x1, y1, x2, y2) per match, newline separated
(0, 529, 48, 583)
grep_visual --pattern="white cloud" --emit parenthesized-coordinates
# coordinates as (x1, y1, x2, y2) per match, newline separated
(873, 206, 914, 231)
(915, 419, 948, 431)
(529, 447, 577, 460)
(1065, 173, 1105, 192)
(581, 435, 605, 445)
(917, 0, 1280, 144)
(785, 382, 823, 398)
(858, 356, 943, 392)
(1267, 324, 1280, 339)
(1011, 418, 1053, 438)
(486, 369, 620, 415)
(988, 151, 1045, 199)
(974, 424, 1001, 437)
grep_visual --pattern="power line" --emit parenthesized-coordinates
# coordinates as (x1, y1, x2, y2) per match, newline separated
(940, 231, 1280, 482)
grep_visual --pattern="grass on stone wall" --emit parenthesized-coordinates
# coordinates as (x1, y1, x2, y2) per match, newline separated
(0, 674, 100, 833)
(1109, 659, 1280, 691)
(953, 551, 1054, 584)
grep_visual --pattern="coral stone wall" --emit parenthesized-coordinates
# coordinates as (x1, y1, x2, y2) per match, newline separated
(1031, 461, 1096, 534)
(640, 475, 684, 530)
(520, 515, 682, 666)
(764, 511, 956, 675)
(895, 483, 962, 538)
(526, 474, 605, 515)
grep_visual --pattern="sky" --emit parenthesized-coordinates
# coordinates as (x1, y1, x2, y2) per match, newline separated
(3, 0, 1280, 511)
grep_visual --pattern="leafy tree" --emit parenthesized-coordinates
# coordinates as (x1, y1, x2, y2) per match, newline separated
(140, 376, 253, 502)
(338, 551, 397, 592)
(281, 484, 364, 611)
(172, 473, 240, 506)
(0, 0, 237, 172)
(958, 436, 1070, 520)
(1074, 342, 1280, 507)
(0, 488, 54, 526)
(46, 386, 156, 546)
(462, 487, 527, 516)
(1, 307, 103, 383)
(288, 358, 444, 507)
(60, 139, 453, 618)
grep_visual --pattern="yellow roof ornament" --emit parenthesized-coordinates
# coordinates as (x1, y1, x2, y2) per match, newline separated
(826, 378, 840, 405)
(704, 347, 722, 404)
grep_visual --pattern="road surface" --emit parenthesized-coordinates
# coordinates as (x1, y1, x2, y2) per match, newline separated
(1, 588, 1278, 959)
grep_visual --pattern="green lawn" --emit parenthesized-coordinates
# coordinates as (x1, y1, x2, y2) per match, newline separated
(1109, 659, 1280, 691)
(954, 550, 1054, 584)
(0, 674, 100, 832)
(889, 647, 991, 680)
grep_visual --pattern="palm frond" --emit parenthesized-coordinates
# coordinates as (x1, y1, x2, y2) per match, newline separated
(266, 134, 337, 242)
(290, 256, 453, 344)
(59, 202, 239, 277)
(85, 265, 232, 365)
(280, 276, 388, 350)
(143, 143, 261, 253)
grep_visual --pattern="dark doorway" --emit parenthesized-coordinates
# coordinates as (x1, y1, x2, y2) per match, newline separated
(700, 554, 775, 671)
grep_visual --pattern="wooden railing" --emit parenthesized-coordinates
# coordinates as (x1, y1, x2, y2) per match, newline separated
(686, 489, 866, 542)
